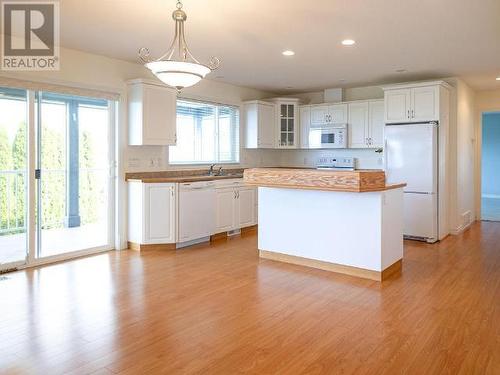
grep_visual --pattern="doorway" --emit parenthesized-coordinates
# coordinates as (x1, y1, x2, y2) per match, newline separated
(0, 87, 115, 271)
(481, 112, 500, 221)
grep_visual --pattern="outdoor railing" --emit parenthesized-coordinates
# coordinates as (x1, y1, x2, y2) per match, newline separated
(0, 170, 26, 236)
(0, 168, 109, 236)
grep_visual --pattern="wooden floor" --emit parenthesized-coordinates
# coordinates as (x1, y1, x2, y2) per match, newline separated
(1, 222, 500, 374)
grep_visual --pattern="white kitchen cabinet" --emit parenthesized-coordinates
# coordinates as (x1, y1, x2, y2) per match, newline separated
(411, 86, 439, 122)
(215, 182, 257, 233)
(384, 83, 441, 124)
(368, 100, 385, 148)
(273, 98, 300, 148)
(348, 102, 369, 148)
(384, 89, 411, 124)
(128, 182, 177, 245)
(215, 188, 237, 232)
(244, 100, 276, 148)
(310, 105, 329, 125)
(299, 105, 311, 148)
(310, 103, 348, 125)
(128, 79, 177, 146)
(348, 100, 384, 148)
(329, 104, 348, 124)
(244, 98, 300, 149)
(238, 187, 257, 228)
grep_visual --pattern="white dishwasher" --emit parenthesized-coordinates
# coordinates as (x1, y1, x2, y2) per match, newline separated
(178, 181, 216, 243)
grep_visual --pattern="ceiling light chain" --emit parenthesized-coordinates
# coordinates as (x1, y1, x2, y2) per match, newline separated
(139, 0, 220, 91)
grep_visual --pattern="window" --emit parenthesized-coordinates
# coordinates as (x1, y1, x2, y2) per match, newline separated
(169, 100, 240, 164)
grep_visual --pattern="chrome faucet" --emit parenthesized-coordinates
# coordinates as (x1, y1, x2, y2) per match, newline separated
(208, 164, 216, 176)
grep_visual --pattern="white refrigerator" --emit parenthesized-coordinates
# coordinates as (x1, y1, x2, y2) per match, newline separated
(385, 123, 438, 243)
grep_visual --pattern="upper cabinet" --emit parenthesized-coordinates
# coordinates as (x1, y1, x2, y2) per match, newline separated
(348, 100, 384, 148)
(368, 100, 385, 148)
(348, 102, 369, 148)
(244, 101, 276, 148)
(274, 98, 300, 148)
(128, 79, 177, 146)
(299, 105, 311, 149)
(383, 82, 448, 124)
(243, 98, 300, 149)
(310, 103, 348, 125)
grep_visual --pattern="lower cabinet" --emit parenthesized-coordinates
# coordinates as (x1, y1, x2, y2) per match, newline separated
(128, 182, 177, 245)
(128, 179, 257, 247)
(215, 185, 257, 233)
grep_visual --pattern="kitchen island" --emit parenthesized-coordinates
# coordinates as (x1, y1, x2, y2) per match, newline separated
(244, 168, 406, 281)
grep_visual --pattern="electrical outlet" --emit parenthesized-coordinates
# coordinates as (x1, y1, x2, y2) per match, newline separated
(128, 158, 140, 168)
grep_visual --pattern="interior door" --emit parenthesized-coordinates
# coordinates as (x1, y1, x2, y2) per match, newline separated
(0, 87, 29, 270)
(385, 123, 437, 193)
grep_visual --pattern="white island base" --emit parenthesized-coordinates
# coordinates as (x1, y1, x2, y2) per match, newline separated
(258, 186, 404, 281)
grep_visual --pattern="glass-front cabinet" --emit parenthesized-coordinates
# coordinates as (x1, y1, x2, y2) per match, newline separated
(272, 98, 300, 148)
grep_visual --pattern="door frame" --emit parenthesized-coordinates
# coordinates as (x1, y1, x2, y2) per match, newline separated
(0, 88, 116, 271)
(477, 110, 500, 221)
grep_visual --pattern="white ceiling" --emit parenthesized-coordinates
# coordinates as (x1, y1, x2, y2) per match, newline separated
(60, 0, 500, 93)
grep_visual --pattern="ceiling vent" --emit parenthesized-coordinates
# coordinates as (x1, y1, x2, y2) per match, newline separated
(324, 88, 344, 103)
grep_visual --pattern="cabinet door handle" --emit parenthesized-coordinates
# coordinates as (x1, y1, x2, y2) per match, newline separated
(411, 110, 414, 118)
(407, 109, 410, 119)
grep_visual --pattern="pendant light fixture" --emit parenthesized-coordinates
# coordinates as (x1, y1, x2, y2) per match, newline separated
(139, 0, 220, 91)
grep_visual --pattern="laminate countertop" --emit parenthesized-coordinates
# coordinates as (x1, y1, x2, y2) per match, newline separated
(243, 168, 406, 192)
(126, 174, 244, 184)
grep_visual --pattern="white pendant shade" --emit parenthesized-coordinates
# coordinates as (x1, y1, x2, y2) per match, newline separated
(139, 1, 219, 91)
(146, 61, 211, 89)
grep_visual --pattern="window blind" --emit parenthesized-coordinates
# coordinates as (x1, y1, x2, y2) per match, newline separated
(0, 76, 120, 101)
(169, 99, 240, 164)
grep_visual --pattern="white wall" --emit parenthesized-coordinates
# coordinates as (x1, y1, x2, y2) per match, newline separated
(445, 78, 476, 233)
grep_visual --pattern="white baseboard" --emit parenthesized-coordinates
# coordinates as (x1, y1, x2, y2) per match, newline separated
(451, 220, 474, 235)
(482, 194, 500, 199)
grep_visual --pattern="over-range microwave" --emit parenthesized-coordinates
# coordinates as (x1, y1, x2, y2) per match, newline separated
(309, 124, 347, 149)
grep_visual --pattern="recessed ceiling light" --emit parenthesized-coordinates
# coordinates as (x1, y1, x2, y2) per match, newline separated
(341, 39, 356, 46)
(496, 77, 500, 81)
(282, 50, 295, 56)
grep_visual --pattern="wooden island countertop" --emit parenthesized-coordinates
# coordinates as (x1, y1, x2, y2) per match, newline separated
(243, 168, 405, 192)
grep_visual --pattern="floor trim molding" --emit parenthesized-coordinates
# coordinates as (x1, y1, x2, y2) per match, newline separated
(259, 250, 402, 282)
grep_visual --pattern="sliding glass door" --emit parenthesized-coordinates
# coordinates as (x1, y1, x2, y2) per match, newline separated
(0, 88, 28, 269)
(0, 86, 115, 270)
(37, 92, 113, 258)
